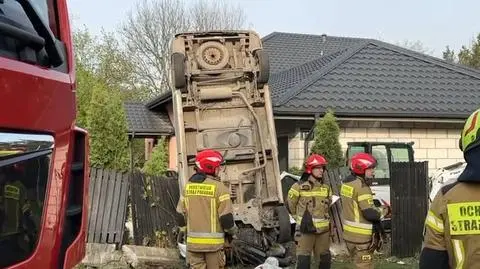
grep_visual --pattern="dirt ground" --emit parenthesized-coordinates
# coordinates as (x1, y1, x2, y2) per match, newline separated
(226, 256, 419, 269)
(332, 259, 419, 269)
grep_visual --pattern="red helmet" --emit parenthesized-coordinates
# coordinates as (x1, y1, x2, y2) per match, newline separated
(350, 152, 377, 175)
(195, 149, 225, 175)
(305, 154, 328, 174)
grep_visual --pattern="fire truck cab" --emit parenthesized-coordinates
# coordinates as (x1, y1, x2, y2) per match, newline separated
(0, 0, 89, 268)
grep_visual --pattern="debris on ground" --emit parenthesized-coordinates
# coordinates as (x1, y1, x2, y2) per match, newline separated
(254, 257, 282, 269)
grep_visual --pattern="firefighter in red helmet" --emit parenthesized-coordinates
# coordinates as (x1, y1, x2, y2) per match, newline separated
(176, 149, 237, 269)
(340, 152, 386, 269)
(287, 154, 332, 269)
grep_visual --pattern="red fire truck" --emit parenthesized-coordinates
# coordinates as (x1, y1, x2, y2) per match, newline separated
(0, 0, 89, 268)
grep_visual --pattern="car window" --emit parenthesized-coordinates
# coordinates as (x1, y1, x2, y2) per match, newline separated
(391, 147, 410, 163)
(372, 145, 390, 179)
(347, 145, 366, 167)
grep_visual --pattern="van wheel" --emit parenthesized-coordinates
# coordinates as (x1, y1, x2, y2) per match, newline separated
(172, 52, 186, 89)
(275, 205, 292, 243)
(255, 49, 270, 85)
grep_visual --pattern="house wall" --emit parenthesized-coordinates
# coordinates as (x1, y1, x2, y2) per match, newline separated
(144, 136, 177, 170)
(287, 120, 465, 176)
(143, 103, 178, 170)
(165, 103, 177, 170)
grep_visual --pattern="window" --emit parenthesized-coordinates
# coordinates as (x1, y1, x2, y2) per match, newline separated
(0, 0, 64, 68)
(372, 145, 389, 179)
(0, 132, 53, 268)
(391, 147, 410, 163)
(348, 146, 366, 158)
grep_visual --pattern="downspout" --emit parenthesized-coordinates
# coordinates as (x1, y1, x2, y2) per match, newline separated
(304, 113, 320, 159)
(130, 131, 135, 173)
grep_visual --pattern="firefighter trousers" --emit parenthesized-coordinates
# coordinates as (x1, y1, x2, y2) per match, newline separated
(187, 249, 225, 269)
(346, 242, 374, 269)
(296, 232, 331, 269)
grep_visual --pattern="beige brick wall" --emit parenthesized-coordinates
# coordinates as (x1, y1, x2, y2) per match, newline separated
(288, 121, 464, 176)
(288, 132, 306, 168)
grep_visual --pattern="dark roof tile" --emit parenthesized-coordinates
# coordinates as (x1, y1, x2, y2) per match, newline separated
(124, 102, 173, 135)
(269, 49, 348, 102)
(263, 32, 368, 74)
(274, 42, 480, 118)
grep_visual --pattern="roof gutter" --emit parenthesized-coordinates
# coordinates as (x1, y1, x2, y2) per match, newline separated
(145, 92, 173, 110)
(274, 115, 465, 123)
(127, 131, 174, 137)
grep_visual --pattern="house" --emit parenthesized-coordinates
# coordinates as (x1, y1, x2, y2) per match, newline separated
(124, 32, 480, 176)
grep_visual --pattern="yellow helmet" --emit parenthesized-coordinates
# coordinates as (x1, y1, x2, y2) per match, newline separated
(460, 108, 480, 152)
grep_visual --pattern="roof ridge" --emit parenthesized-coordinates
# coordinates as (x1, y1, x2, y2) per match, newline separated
(276, 41, 371, 106)
(262, 31, 371, 41)
(261, 32, 279, 42)
(270, 49, 346, 78)
(370, 40, 480, 80)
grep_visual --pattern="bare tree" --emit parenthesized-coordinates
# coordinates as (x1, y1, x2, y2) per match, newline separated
(121, 0, 189, 95)
(188, 0, 246, 31)
(120, 0, 247, 96)
(395, 39, 435, 55)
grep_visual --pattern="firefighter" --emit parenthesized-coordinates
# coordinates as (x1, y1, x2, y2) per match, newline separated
(287, 154, 332, 269)
(419, 108, 480, 269)
(176, 149, 237, 269)
(0, 163, 35, 267)
(340, 152, 385, 269)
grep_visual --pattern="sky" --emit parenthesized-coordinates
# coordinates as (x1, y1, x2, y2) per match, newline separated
(67, 0, 480, 59)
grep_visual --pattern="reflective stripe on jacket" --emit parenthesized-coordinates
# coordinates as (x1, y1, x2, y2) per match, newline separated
(0, 180, 29, 237)
(287, 177, 332, 234)
(340, 176, 375, 243)
(177, 175, 233, 252)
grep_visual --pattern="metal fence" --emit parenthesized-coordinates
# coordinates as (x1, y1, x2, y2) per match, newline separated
(390, 161, 429, 258)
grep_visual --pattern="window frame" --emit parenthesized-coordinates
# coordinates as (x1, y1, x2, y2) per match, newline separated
(47, 0, 60, 39)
